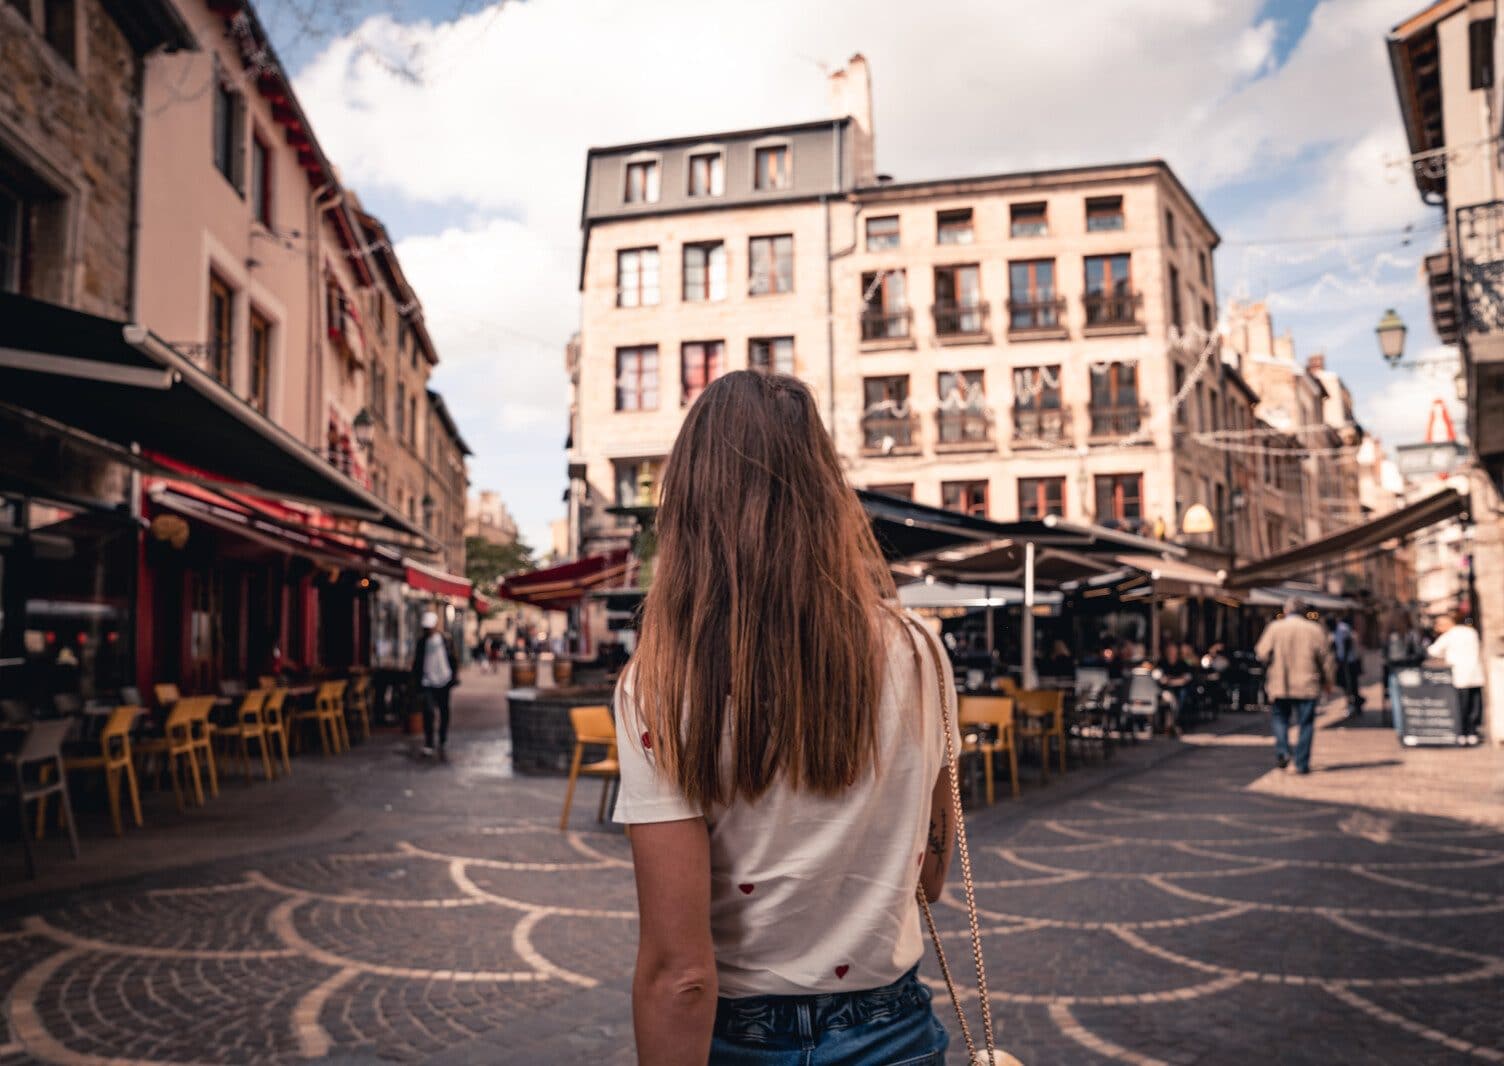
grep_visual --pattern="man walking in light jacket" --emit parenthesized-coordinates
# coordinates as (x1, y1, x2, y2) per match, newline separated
(1428, 612, 1485, 744)
(1255, 598, 1337, 774)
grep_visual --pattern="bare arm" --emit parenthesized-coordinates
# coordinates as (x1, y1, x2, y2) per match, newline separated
(920, 763, 956, 902)
(628, 818, 717, 1066)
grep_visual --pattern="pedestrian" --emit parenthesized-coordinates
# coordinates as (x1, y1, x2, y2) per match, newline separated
(487, 636, 501, 674)
(613, 372, 956, 1065)
(1255, 598, 1336, 774)
(410, 610, 458, 759)
(1333, 615, 1362, 717)
(1427, 612, 1485, 744)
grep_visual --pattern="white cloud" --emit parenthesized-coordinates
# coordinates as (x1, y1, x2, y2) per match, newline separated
(287, 0, 1441, 547)
(1357, 347, 1468, 449)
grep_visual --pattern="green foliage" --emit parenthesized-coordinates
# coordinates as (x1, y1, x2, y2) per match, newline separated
(465, 535, 536, 590)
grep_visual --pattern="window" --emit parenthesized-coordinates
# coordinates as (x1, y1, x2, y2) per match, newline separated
(1010, 202, 1047, 237)
(942, 481, 988, 518)
(1169, 264, 1183, 328)
(1095, 474, 1143, 524)
(934, 264, 983, 334)
(207, 272, 234, 387)
(1201, 299, 1213, 332)
(614, 459, 662, 514)
(688, 151, 724, 197)
(937, 370, 988, 444)
(1013, 366, 1061, 411)
(408, 395, 418, 445)
(749, 336, 794, 375)
(937, 209, 974, 245)
(250, 134, 272, 226)
(1198, 250, 1209, 286)
(681, 340, 724, 405)
(1090, 362, 1140, 434)
(860, 270, 909, 340)
(396, 380, 406, 437)
(624, 159, 660, 204)
(1471, 16, 1496, 89)
(248, 309, 271, 413)
(866, 215, 899, 250)
(868, 483, 913, 501)
(0, 180, 21, 295)
(615, 345, 659, 411)
(1164, 209, 1177, 247)
(1008, 259, 1058, 331)
(749, 234, 793, 295)
(42, 0, 75, 64)
(1018, 478, 1065, 520)
(862, 375, 912, 450)
(1174, 365, 1186, 427)
(754, 145, 790, 190)
(616, 247, 660, 308)
(1084, 254, 1135, 326)
(371, 360, 387, 425)
(213, 79, 243, 192)
(682, 241, 726, 302)
(1086, 196, 1124, 232)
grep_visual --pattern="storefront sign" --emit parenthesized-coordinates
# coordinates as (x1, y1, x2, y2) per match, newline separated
(1391, 666, 1465, 746)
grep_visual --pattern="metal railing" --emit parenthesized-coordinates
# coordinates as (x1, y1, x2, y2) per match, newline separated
(1088, 403, 1147, 438)
(932, 301, 989, 337)
(1083, 291, 1142, 328)
(1456, 200, 1504, 335)
(861, 412, 918, 452)
(936, 410, 992, 445)
(1012, 406, 1073, 446)
(861, 308, 912, 341)
(1007, 296, 1066, 333)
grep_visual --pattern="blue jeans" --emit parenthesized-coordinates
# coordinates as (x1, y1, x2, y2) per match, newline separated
(1271, 698, 1317, 772)
(709, 964, 948, 1065)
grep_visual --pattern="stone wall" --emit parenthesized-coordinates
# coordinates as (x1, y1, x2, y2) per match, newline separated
(0, 0, 140, 318)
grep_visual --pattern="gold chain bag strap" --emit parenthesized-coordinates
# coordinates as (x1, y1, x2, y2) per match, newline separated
(909, 617, 1022, 1066)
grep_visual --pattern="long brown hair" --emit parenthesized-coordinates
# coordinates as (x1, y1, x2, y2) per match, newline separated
(630, 370, 896, 808)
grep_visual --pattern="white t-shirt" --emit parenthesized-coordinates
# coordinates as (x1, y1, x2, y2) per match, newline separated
(1428, 625, 1485, 689)
(613, 609, 958, 998)
(421, 633, 453, 688)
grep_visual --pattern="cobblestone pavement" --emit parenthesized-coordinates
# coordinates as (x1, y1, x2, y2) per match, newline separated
(0, 684, 1501, 1063)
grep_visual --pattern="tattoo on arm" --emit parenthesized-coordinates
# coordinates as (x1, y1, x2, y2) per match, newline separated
(927, 806, 947, 858)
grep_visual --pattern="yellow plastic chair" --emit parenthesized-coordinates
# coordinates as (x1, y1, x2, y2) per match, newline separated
(1016, 689, 1068, 779)
(136, 699, 204, 810)
(153, 682, 181, 709)
(559, 705, 619, 830)
(62, 705, 143, 836)
(183, 696, 219, 798)
(990, 676, 1019, 697)
(345, 675, 373, 742)
(260, 687, 292, 775)
(295, 681, 349, 755)
(216, 689, 273, 782)
(958, 696, 1019, 805)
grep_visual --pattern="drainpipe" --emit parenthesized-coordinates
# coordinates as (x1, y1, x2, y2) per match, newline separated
(309, 181, 342, 448)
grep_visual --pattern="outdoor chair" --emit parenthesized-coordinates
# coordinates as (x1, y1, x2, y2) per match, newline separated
(257, 675, 279, 690)
(215, 688, 273, 782)
(1016, 689, 1068, 779)
(1123, 674, 1159, 739)
(0, 699, 29, 726)
(345, 675, 373, 742)
(990, 676, 1019, 696)
(136, 697, 207, 810)
(119, 686, 142, 707)
(260, 687, 292, 775)
(3, 719, 79, 877)
(559, 705, 619, 830)
(294, 681, 349, 755)
(153, 683, 182, 709)
(957, 695, 1018, 804)
(1069, 671, 1116, 763)
(62, 705, 143, 836)
(184, 696, 219, 798)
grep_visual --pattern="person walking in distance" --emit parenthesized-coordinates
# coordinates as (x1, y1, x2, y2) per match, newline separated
(1428, 612, 1486, 745)
(1255, 598, 1336, 774)
(1333, 615, 1362, 718)
(411, 610, 458, 759)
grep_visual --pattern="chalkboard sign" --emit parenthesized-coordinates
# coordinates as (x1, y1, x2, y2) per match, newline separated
(1392, 666, 1465, 747)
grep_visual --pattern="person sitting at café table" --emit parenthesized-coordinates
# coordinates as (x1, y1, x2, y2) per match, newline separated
(1043, 640, 1074, 678)
(1154, 643, 1195, 733)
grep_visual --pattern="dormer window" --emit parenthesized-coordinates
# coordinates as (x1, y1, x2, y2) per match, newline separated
(624, 158, 660, 204)
(754, 145, 790, 191)
(688, 150, 724, 197)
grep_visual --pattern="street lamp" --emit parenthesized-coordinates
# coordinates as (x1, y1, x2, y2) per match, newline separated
(1376, 308, 1407, 366)
(352, 407, 374, 451)
(421, 492, 435, 527)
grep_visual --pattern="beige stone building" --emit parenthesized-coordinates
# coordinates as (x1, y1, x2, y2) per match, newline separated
(466, 490, 521, 546)
(569, 58, 1241, 569)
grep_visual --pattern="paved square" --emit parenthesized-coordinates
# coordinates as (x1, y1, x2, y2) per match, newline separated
(1, 700, 1500, 1064)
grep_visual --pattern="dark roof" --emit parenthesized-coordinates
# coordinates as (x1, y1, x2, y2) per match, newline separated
(586, 117, 849, 158)
(426, 389, 472, 457)
(101, 0, 194, 52)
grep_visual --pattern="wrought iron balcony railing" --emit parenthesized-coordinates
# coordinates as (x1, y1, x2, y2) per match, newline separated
(1012, 407, 1073, 447)
(932, 301, 989, 337)
(1456, 200, 1504, 336)
(861, 412, 918, 453)
(936, 410, 992, 446)
(1007, 296, 1066, 334)
(1088, 402, 1148, 438)
(861, 308, 913, 342)
(1082, 291, 1143, 329)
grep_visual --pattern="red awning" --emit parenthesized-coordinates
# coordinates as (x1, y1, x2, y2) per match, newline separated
(496, 549, 631, 610)
(403, 557, 472, 600)
(471, 591, 494, 617)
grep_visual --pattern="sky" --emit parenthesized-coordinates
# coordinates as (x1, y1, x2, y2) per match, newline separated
(255, 0, 1463, 552)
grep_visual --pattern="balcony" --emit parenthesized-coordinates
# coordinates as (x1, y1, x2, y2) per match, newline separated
(935, 409, 993, 452)
(1425, 251, 1459, 345)
(1457, 200, 1504, 360)
(932, 301, 990, 341)
(861, 412, 920, 455)
(1082, 291, 1144, 335)
(1007, 297, 1068, 339)
(860, 308, 913, 345)
(1011, 407, 1073, 449)
(1088, 403, 1149, 440)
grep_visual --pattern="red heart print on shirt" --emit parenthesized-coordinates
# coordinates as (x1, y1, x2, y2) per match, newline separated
(834, 965, 850, 979)
(641, 732, 652, 750)
(738, 883, 755, 895)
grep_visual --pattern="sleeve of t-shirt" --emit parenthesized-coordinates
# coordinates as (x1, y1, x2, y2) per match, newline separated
(611, 671, 704, 825)
(904, 609, 962, 761)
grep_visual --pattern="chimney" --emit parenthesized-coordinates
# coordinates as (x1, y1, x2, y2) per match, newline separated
(828, 54, 876, 187)
(1306, 353, 1325, 372)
